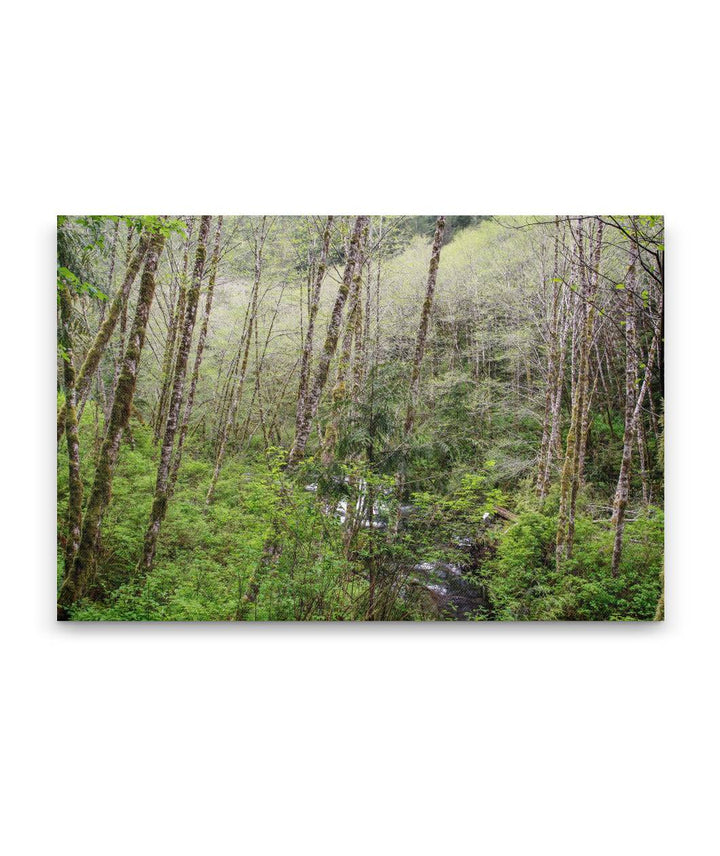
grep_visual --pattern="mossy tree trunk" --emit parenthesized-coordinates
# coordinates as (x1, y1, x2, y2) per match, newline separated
(295, 215, 333, 438)
(56, 228, 150, 443)
(351, 280, 366, 404)
(609, 240, 639, 579)
(611, 273, 660, 577)
(393, 216, 446, 516)
(403, 216, 446, 438)
(58, 282, 83, 582)
(238, 281, 287, 451)
(213, 297, 252, 442)
(98, 218, 120, 422)
(153, 217, 194, 443)
(139, 216, 211, 573)
(567, 219, 603, 542)
(654, 566, 664, 621)
(58, 232, 166, 617)
(548, 303, 570, 463)
(108, 235, 133, 419)
(168, 217, 223, 497)
(321, 220, 368, 466)
(611, 333, 658, 575)
(636, 417, 650, 505)
(288, 215, 368, 467)
(575, 220, 603, 487)
(537, 217, 562, 500)
(556, 217, 597, 567)
(206, 217, 270, 504)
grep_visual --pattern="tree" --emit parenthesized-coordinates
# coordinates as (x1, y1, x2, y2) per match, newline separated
(394, 216, 446, 510)
(139, 216, 211, 573)
(536, 217, 564, 501)
(611, 265, 661, 576)
(288, 215, 369, 466)
(295, 216, 333, 437)
(321, 219, 369, 466)
(58, 231, 166, 617)
(168, 217, 223, 496)
(206, 217, 270, 503)
(556, 217, 596, 566)
(56, 226, 150, 443)
(153, 217, 194, 442)
(57, 278, 83, 577)
(55, 213, 664, 623)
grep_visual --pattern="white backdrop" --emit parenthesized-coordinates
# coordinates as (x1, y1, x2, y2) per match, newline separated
(2, 2, 718, 854)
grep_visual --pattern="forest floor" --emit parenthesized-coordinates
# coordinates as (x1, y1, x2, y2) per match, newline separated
(57, 405, 663, 622)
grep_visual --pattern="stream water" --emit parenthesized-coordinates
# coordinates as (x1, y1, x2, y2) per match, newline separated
(308, 480, 494, 620)
(410, 557, 491, 620)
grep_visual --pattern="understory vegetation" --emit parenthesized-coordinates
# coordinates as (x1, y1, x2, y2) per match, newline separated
(57, 214, 664, 621)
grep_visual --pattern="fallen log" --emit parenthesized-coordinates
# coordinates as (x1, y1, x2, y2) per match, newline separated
(494, 506, 519, 523)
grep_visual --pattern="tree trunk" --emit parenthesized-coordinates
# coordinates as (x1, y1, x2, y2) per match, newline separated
(393, 216, 446, 516)
(58, 282, 83, 588)
(288, 215, 368, 466)
(206, 217, 269, 503)
(139, 216, 211, 573)
(107, 236, 133, 419)
(321, 227, 367, 466)
(611, 266, 661, 577)
(351, 283, 366, 404)
(636, 416, 650, 505)
(214, 298, 251, 441)
(548, 292, 570, 463)
(295, 216, 333, 437)
(556, 217, 596, 566)
(56, 228, 150, 443)
(403, 217, 446, 438)
(611, 332, 658, 575)
(168, 217, 223, 497)
(537, 217, 561, 500)
(153, 217, 194, 442)
(58, 232, 166, 616)
(238, 282, 287, 451)
(610, 241, 639, 578)
(574, 219, 603, 493)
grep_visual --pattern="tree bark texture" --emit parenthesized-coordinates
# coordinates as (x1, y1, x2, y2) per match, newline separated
(288, 215, 369, 466)
(168, 217, 223, 497)
(295, 216, 333, 437)
(58, 283, 83, 594)
(56, 229, 150, 443)
(139, 216, 211, 572)
(206, 217, 269, 503)
(59, 233, 166, 614)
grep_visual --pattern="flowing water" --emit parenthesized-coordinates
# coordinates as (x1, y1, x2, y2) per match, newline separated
(308, 479, 494, 620)
(410, 555, 492, 620)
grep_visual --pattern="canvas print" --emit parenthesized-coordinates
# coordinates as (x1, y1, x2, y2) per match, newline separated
(56, 215, 664, 621)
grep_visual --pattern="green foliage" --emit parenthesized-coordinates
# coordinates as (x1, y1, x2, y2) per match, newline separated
(133, 215, 187, 238)
(413, 463, 504, 528)
(59, 411, 372, 621)
(488, 507, 663, 621)
(56, 214, 664, 622)
(57, 266, 107, 301)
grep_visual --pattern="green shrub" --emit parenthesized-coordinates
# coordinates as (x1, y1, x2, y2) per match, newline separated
(488, 509, 663, 621)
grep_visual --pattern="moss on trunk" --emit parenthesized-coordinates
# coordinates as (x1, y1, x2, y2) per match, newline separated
(59, 233, 166, 615)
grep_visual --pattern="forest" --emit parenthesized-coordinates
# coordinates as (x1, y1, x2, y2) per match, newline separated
(56, 214, 664, 621)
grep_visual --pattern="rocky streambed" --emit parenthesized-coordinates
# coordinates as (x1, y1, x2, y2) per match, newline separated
(308, 480, 497, 620)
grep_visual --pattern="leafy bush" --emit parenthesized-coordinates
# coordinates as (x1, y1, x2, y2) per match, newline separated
(488, 508, 663, 621)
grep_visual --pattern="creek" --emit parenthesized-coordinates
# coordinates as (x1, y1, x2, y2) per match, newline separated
(308, 480, 495, 620)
